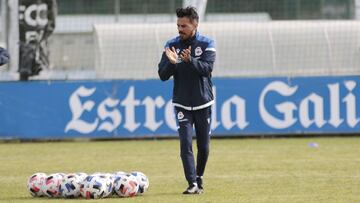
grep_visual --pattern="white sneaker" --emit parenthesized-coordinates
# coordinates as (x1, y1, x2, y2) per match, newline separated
(182, 183, 202, 194)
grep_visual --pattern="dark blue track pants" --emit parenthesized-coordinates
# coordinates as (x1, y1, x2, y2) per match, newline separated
(175, 106, 211, 185)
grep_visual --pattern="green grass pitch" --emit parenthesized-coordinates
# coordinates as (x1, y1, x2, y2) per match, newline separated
(0, 137, 359, 202)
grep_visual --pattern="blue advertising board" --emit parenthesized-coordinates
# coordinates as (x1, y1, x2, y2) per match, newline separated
(0, 76, 359, 139)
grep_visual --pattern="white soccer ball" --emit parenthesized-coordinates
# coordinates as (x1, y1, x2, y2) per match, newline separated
(99, 173, 114, 198)
(59, 174, 82, 198)
(80, 175, 108, 199)
(90, 173, 114, 198)
(111, 172, 127, 195)
(41, 173, 64, 198)
(131, 171, 149, 195)
(114, 173, 139, 197)
(27, 173, 47, 197)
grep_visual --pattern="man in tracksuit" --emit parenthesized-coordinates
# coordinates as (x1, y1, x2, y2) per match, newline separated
(0, 47, 10, 66)
(18, 0, 57, 80)
(158, 6, 216, 194)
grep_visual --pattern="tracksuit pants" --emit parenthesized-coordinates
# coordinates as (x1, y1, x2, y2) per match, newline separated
(175, 106, 211, 185)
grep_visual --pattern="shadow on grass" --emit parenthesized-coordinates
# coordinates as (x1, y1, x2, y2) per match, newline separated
(0, 197, 33, 201)
(0, 196, 87, 201)
(1, 192, 193, 201)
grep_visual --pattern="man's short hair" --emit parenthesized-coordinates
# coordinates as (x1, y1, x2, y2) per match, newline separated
(176, 6, 199, 23)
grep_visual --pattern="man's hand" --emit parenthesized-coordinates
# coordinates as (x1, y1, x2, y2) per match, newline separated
(165, 47, 178, 64)
(180, 46, 191, 63)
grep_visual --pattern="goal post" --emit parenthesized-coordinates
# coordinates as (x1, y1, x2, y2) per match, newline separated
(6, 0, 19, 74)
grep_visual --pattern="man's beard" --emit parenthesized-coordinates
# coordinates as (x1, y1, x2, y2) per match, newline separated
(179, 32, 189, 40)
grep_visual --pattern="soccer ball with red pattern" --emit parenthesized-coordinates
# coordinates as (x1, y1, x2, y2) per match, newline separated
(27, 173, 47, 197)
(113, 173, 139, 197)
(41, 173, 64, 197)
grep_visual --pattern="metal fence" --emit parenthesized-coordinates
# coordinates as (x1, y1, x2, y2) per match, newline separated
(0, 0, 359, 80)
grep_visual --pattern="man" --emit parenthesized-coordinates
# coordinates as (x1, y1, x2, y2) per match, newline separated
(18, 0, 57, 80)
(158, 6, 216, 194)
(0, 47, 10, 66)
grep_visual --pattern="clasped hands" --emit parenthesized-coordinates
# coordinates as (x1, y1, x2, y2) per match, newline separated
(165, 46, 191, 64)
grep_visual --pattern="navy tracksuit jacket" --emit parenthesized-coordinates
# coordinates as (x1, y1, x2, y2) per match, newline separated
(158, 31, 216, 185)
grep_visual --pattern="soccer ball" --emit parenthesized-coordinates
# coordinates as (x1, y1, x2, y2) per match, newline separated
(80, 175, 108, 199)
(112, 172, 127, 192)
(113, 173, 139, 197)
(96, 173, 114, 198)
(27, 173, 47, 197)
(131, 171, 149, 195)
(41, 173, 64, 198)
(59, 174, 82, 198)
(90, 173, 114, 198)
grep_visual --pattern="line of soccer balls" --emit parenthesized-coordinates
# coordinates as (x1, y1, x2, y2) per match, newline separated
(27, 171, 149, 199)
